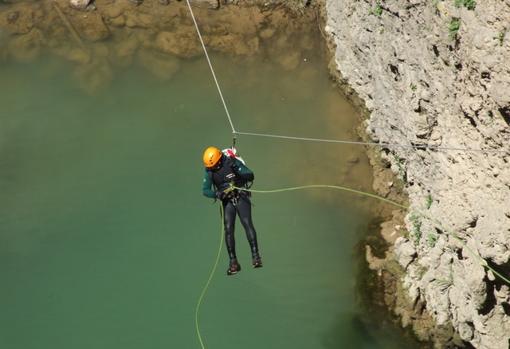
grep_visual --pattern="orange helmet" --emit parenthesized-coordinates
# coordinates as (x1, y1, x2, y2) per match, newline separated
(203, 146, 222, 168)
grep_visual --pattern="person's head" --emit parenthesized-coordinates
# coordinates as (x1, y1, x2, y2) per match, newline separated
(203, 146, 222, 170)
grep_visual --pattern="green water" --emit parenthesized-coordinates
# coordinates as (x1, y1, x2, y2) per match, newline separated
(0, 48, 423, 348)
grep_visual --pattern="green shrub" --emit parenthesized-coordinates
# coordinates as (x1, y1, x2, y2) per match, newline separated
(426, 194, 433, 209)
(410, 214, 423, 245)
(393, 154, 406, 182)
(498, 30, 506, 46)
(371, 3, 383, 17)
(454, 0, 476, 10)
(427, 233, 438, 247)
(449, 18, 460, 39)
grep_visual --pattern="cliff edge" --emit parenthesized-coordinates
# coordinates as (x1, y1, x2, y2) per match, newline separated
(325, 1, 510, 348)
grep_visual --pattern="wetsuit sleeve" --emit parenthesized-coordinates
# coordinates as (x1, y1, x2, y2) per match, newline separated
(233, 159, 254, 182)
(202, 170, 216, 199)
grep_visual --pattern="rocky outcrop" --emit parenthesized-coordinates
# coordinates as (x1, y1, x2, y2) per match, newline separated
(190, 0, 220, 9)
(69, 0, 92, 10)
(325, 1, 510, 348)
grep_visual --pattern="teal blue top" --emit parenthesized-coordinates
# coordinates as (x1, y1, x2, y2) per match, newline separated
(202, 157, 254, 199)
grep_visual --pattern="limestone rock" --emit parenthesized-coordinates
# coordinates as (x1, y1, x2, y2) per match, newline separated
(189, 0, 219, 10)
(109, 14, 125, 27)
(103, 4, 124, 19)
(154, 29, 201, 58)
(394, 238, 416, 269)
(70, 0, 92, 10)
(124, 11, 152, 28)
(365, 245, 386, 271)
(326, 0, 510, 347)
(72, 12, 110, 42)
(0, 5, 37, 34)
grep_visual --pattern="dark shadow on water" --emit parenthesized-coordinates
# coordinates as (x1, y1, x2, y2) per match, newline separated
(321, 218, 431, 349)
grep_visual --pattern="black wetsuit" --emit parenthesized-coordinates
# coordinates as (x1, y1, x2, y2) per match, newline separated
(202, 155, 260, 261)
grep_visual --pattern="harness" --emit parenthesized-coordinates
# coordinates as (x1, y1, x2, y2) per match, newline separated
(207, 156, 251, 203)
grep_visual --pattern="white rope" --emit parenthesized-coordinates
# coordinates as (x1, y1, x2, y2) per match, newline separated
(185, 0, 236, 134)
(184, 3, 508, 156)
(235, 131, 508, 154)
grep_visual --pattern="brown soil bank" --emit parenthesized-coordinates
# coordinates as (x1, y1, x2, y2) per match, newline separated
(0, 0, 318, 93)
(324, 1, 510, 349)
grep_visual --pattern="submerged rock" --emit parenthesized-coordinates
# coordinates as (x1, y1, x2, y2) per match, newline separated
(205, 34, 259, 56)
(108, 14, 125, 27)
(275, 50, 300, 71)
(113, 34, 140, 66)
(6, 11, 18, 23)
(52, 45, 91, 65)
(7, 28, 43, 62)
(154, 29, 201, 58)
(0, 5, 38, 34)
(102, 4, 125, 19)
(67, 47, 92, 64)
(74, 59, 113, 94)
(124, 11, 152, 28)
(259, 28, 275, 39)
(72, 12, 110, 42)
(189, 0, 219, 10)
(137, 49, 180, 81)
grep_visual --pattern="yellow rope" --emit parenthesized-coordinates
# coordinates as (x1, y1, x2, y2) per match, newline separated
(242, 184, 407, 209)
(236, 185, 510, 285)
(195, 206, 224, 349)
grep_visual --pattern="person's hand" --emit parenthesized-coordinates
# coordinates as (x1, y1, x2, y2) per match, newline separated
(226, 182, 235, 191)
(215, 191, 227, 200)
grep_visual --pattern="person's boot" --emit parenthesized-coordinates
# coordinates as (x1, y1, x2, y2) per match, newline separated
(227, 259, 241, 276)
(252, 254, 263, 268)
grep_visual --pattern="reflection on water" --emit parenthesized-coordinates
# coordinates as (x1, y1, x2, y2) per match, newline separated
(0, 6, 423, 349)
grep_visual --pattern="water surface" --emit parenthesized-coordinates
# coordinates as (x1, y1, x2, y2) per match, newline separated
(0, 43, 423, 348)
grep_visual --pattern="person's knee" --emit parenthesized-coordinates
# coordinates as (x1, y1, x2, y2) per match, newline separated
(223, 213, 235, 230)
(240, 217, 253, 229)
(225, 225, 235, 234)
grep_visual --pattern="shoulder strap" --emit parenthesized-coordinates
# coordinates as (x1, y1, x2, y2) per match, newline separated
(224, 156, 235, 169)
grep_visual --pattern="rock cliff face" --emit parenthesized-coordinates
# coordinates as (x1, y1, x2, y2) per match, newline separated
(325, 1, 510, 348)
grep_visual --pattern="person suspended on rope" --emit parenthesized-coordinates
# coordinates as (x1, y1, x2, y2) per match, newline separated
(202, 146, 262, 276)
